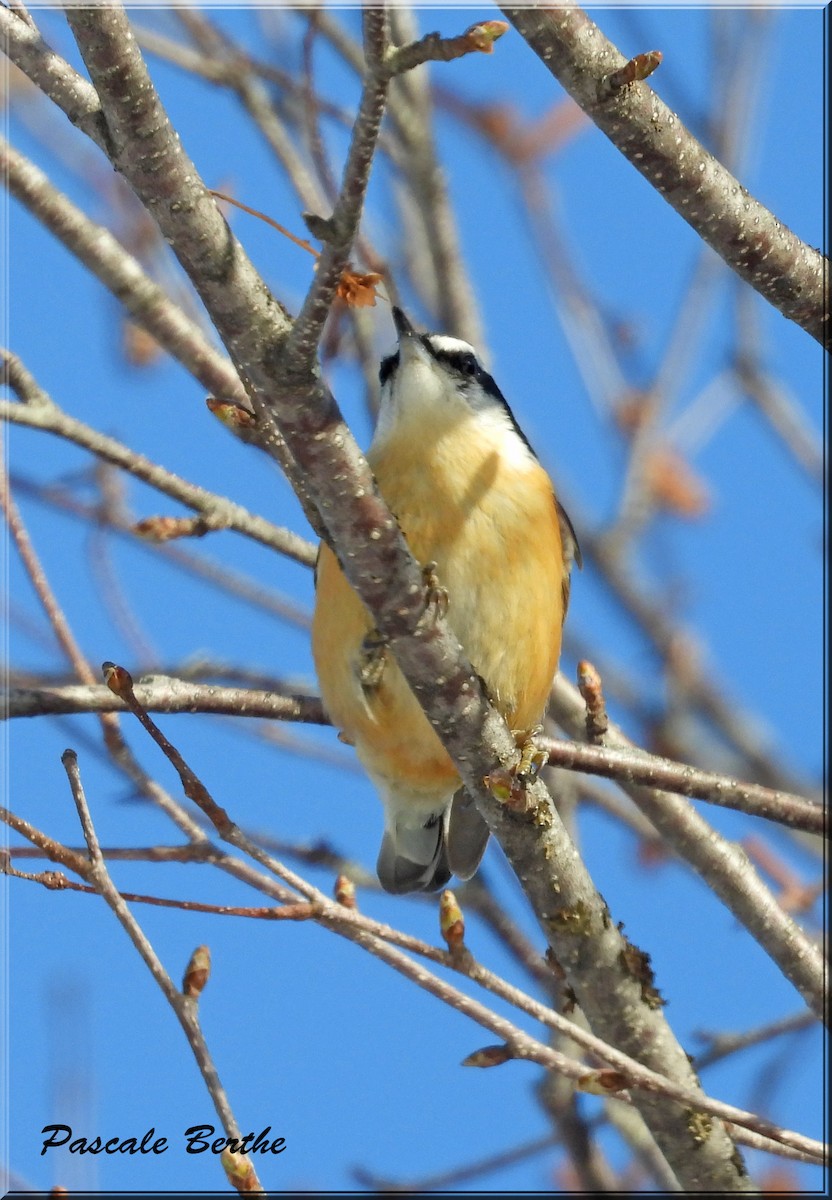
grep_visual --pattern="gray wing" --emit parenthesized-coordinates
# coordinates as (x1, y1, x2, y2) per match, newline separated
(556, 498, 582, 618)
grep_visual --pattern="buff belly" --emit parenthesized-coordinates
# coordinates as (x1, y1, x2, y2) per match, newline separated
(311, 433, 565, 803)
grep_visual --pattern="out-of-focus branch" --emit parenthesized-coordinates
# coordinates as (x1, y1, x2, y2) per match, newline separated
(733, 287, 824, 485)
(501, 5, 829, 349)
(386, 6, 483, 345)
(580, 523, 819, 800)
(279, 7, 390, 376)
(352, 1132, 561, 1193)
(1, 350, 315, 567)
(2, 135, 248, 407)
(9, 473, 313, 630)
(694, 1010, 816, 1071)
(0, 4, 107, 148)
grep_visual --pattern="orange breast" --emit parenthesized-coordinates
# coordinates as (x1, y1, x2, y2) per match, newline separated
(311, 421, 565, 793)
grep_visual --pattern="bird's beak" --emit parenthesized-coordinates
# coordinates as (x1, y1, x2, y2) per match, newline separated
(392, 305, 416, 342)
(392, 305, 424, 367)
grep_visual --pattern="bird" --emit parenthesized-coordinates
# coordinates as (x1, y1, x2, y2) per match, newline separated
(312, 306, 580, 894)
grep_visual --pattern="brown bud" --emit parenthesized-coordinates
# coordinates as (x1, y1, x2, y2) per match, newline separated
(464, 20, 509, 54)
(439, 889, 465, 953)
(461, 1044, 513, 1068)
(183, 945, 211, 998)
(134, 516, 200, 543)
(578, 1068, 630, 1095)
(221, 1148, 258, 1192)
(334, 874, 357, 909)
(577, 660, 608, 742)
(102, 661, 133, 697)
(206, 397, 257, 429)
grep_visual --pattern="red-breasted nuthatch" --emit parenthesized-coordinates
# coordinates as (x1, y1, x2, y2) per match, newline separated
(312, 307, 580, 894)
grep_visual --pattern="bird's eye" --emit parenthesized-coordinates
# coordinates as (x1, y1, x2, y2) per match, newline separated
(457, 353, 478, 376)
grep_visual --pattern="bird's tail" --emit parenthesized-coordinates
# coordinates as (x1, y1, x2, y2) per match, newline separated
(376, 790, 490, 894)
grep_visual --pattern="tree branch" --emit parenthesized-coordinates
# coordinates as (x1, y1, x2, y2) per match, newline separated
(501, 5, 829, 349)
(550, 675, 826, 1022)
(5, 677, 323, 723)
(1, 350, 315, 567)
(58, 751, 259, 1186)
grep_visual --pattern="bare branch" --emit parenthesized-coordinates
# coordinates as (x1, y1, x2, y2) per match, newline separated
(279, 7, 391, 376)
(3, 677, 323, 723)
(1, 134, 248, 407)
(58, 751, 260, 1184)
(550, 675, 826, 1021)
(501, 5, 829, 348)
(1, 350, 315, 567)
(542, 735, 825, 836)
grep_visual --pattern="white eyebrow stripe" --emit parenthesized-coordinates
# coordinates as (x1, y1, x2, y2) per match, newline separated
(424, 334, 477, 357)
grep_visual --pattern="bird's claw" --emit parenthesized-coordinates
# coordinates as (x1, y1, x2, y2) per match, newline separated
(514, 725, 548, 783)
(358, 628, 388, 691)
(419, 561, 449, 625)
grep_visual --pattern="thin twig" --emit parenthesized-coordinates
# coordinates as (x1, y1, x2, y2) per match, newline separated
(58, 752, 260, 1184)
(1, 351, 315, 567)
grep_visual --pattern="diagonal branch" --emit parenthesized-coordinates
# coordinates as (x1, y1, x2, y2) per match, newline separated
(501, 5, 829, 349)
(1, 350, 314, 567)
(58, 751, 260, 1185)
(1, 134, 248, 407)
(279, 6, 390, 377)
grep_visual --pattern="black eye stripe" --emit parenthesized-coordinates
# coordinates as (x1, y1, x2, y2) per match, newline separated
(430, 347, 480, 377)
(379, 351, 399, 385)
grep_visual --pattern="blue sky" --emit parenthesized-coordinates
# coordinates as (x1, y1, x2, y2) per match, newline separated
(5, 4, 825, 1192)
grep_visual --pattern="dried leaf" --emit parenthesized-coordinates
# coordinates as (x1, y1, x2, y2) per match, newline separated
(122, 320, 162, 368)
(336, 269, 384, 308)
(644, 447, 711, 519)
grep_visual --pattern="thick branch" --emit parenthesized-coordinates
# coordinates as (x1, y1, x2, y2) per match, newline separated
(501, 6, 829, 349)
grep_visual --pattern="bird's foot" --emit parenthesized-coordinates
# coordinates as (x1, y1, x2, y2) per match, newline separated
(419, 561, 449, 625)
(357, 628, 388, 691)
(513, 725, 548, 784)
